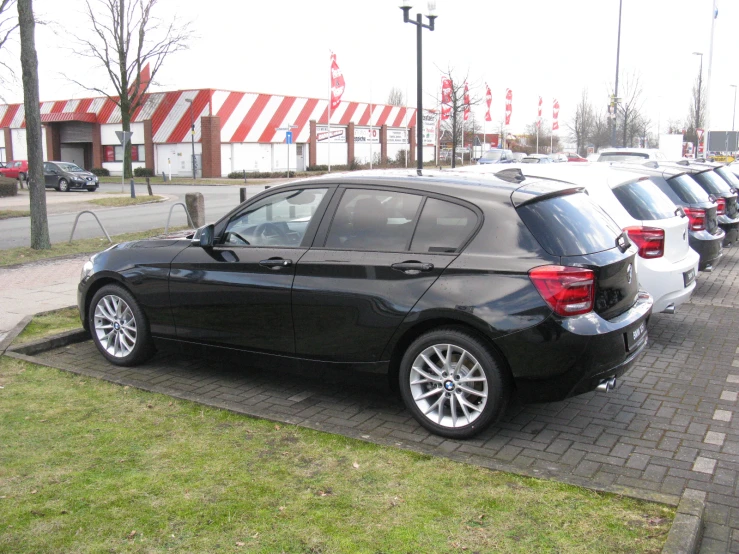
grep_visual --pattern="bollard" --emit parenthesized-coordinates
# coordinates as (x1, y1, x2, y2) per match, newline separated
(243, 169, 247, 184)
(146, 176, 153, 196)
(130, 178, 136, 198)
(185, 192, 205, 227)
(239, 187, 247, 203)
(161, 171, 167, 183)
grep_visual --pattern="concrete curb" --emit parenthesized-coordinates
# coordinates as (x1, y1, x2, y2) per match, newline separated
(661, 489, 705, 554)
(6, 328, 90, 356)
(0, 315, 33, 354)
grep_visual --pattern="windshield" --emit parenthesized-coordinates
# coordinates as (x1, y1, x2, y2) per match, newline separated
(692, 170, 732, 195)
(57, 162, 84, 172)
(482, 150, 503, 161)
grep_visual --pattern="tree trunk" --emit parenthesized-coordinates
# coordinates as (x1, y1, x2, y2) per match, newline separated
(451, 109, 457, 169)
(18, 0, 50, 250)
(121, 97, 132, 179)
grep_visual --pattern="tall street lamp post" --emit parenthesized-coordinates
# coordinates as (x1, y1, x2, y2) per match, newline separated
(400, 1, 436, 176)
(185, 98, 196, 179)
(693, 52, 703, 157)
(610, 0, 623, 148)
(730, 84, 737, 133)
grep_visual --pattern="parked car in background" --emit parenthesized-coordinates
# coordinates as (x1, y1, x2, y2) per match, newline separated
(521, 154, 553, 164)
(548, 153, 568, 163)
(78, 170, 652, 438)
(487, 164, 699, 314)
(0, 160, 28, 181)
(477, 149, 514, 165)
(610, 162, 724, 271)
(663, 161, 739, 247)
(43, 161, 99, 192)
(565, 153, 588, 162)
(593, 148, 667, 163)
(511, 152, 527, 162)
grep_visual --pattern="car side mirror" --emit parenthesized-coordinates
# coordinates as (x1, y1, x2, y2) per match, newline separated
(199, 224, 214, 248)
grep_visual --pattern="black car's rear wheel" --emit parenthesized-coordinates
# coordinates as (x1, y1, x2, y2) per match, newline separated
(89, 284, 154, 366)
(399, 327, 510, 439)
(58, 178, 69, 192)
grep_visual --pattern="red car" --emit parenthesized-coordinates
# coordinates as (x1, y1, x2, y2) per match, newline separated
(566, 153, 587, 163)
(0, 160, 29, 180)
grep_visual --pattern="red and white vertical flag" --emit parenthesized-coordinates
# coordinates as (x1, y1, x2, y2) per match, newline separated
(441, 77, 452, 121)
(536, 96, 542, 128)
(485, 83, 492, 122)
(552, 98, 560, 131)
(463, 82, 470, 121)
(504, 88, 512, 125)
(329, 52, 345, 110)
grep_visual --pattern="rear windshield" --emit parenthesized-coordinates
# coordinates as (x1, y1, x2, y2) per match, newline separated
(598, 152, 649, 162)
(664, 174, 711, 204)
(692, 170, 732, 195)
(612, 179, 677, 220)
(517, 192, 622, 256)
(714, 166, 739, 191)
(482, 150, 503, 161)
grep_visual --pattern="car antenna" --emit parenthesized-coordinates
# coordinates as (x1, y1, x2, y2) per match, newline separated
(495, 168, 525, 183)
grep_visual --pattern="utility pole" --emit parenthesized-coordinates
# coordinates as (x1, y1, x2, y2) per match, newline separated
(610, 0, 623, 148)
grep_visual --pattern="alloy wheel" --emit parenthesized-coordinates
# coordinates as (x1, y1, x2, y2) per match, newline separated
(409, 343, 488, 428)
(93, 294, 137, 358)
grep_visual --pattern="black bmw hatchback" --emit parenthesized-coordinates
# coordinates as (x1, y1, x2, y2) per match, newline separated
(78, 171, 652, 438)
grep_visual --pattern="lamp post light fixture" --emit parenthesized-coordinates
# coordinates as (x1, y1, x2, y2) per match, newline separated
(730, 84, 737, 133)
(400, 0, 437, 176)
(185, 98, 196, 179)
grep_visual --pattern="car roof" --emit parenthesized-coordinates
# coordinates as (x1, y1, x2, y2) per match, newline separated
(274, 168, 580, 205)
(606, 161, 687, 178)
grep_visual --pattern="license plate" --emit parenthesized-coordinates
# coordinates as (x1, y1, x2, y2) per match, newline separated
(683, 268, 696, 287)
(626, 321, 647, 351)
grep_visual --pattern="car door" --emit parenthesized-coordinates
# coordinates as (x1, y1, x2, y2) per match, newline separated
(292, 187, 480, 363)
(168, 186, 332, 354)
(43, 163, 57, 186)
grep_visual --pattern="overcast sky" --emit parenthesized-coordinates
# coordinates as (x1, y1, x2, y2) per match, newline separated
(2, 0, 737, 137)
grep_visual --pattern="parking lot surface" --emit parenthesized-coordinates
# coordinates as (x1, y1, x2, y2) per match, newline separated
(29, 247, 739, 553)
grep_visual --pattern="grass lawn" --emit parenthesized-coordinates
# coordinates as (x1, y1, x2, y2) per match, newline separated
(13, 307, 82, 345)
(86, 195, 165, 208)
(0, 210, 30, 220)
(0, 311, 674, 553)
(0, 226, 189, 268)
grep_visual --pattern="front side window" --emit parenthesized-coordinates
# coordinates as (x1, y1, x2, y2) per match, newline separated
(411, 199, 477, 253)
(223, 188, 327, 247)
(325, 189, 422, 251)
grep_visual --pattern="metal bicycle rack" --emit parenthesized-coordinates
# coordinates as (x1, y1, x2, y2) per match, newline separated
(69, 210, 112, 244)
(164, 202, 195, 234)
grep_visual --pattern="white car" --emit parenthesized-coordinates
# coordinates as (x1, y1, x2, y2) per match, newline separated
(592, 148, 667, 163)
(459, 163, 700, 314)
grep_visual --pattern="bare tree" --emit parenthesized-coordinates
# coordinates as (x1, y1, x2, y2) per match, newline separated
(568, 89, 594, 157)
(438, 68, 481, 168)
(617, 72, 645, 148)
(69, 0, 191, 178)
(17, 0, 49, 249)
(590, 111, 612, 153)
(524, 119, 559, 153)
(684, 74, 706, 148)
(387, 87, 404, 106)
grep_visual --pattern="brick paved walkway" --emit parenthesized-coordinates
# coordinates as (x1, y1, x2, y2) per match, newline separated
(24, 248, 739, 553)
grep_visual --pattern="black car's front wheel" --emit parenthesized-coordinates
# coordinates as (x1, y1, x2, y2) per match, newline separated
(399, 327, 510, 439)
(58, 178, 69, 192)
(89, 284, 154, 366)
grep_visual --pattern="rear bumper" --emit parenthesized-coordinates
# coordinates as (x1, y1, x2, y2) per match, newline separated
(717, 217, 739, 246)
(689, 229, 724, 270)
(494, 293, 653, 403)
(637, 249, 699, 313)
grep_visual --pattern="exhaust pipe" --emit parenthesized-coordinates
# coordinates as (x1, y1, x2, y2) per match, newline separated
(703, 264, 713, 273)
(596, 377, 617, 393)
(662, 304, 676, 315)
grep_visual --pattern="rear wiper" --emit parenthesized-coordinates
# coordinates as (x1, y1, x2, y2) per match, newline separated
(615, 231, 631, 253)
(675, 206, 686, 218)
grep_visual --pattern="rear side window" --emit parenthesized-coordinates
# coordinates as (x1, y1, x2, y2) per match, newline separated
(665, 174, 711, 204)
(692, 170, 732, 195)
(410, 199, 477, 253)
(517, 193, 622, 256)
(612, 179, 676, 220)
(325, 189, 422, 251)
(716, 166, 739, 190)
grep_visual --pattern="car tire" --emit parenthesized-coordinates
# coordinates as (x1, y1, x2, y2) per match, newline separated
(399, 327, 510, 439)
(18, 172, 26, 182)
(58, 178, 69, 192)
(89, 284, 155, 367)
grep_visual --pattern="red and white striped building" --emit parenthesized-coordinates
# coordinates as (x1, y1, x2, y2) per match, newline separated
(0, 87, 437, 177)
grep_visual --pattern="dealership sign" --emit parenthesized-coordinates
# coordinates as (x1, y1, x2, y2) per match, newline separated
(387, 129, 408, 144)
(422, 110, 437, 146)
(316, 126, 346, 143)
(354, 127, 380, 143)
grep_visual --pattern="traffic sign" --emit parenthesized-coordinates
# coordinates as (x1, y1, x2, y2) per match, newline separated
(697, 128, 705, 140)
(115, 131, 133, 145)
(286, 131, 293, 145)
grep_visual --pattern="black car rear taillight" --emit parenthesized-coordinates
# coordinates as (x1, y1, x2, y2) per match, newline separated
(529, 265, 595, 316)
(624, 226, 665, 259)
(684, 207, 706, 231)
(715, 198, 726, 215)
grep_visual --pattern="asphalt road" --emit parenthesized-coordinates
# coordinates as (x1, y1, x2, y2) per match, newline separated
(0, 182, 277, 249)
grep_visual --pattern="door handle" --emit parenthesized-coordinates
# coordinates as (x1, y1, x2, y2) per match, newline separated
(391, 262, 434, 273)
(259, 258, 293, 269)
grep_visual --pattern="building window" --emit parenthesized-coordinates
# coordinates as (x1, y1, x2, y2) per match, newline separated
(104, 145, 145, 162)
